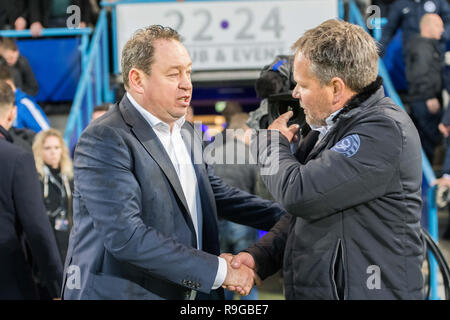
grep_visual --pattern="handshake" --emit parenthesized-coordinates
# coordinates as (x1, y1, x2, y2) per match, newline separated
(220, 252, 262, 296)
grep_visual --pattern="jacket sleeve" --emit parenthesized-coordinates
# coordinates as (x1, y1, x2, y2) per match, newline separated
(74, 124, 219, 294)
(17, 98, 50, 133)
(13, 151, 63, 297)
(245, 213, 292, 280)
(18, 56, 39, 96)
(254, 114, 408, 221)
(207, 164, 286, 231)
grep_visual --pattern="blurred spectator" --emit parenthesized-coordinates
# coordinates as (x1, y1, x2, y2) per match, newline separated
(0, 0, 27, 31)
(33, 128, 74, 263)
(91, 102, 112, 121)
(0, 81, 62, 299)
(29, 0, 98, 36)
(404, 13, 445, 162)
(208, 112, 271, 300)
(379, 0, 450, 57)
(222, 101, 243, 124)
(0, 65, 49, 132)
(0, 37, 39, 96)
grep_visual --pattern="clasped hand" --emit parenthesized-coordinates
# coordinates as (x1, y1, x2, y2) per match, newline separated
(220, 252, 261, 296)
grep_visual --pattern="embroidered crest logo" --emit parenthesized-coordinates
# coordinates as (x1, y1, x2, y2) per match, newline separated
(331, 134, 361, 158)
(424, 1, 437, 13)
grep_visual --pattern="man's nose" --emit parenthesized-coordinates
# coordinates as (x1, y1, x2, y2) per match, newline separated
(179, 74, 192, 90)
(292, 87, 301, 100)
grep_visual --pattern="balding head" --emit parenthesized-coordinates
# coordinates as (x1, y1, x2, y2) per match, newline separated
(420, 14, 444, 40)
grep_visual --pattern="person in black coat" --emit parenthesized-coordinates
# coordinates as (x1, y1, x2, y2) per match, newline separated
(0, 0, 27, 30)
(0, 81, 63, 299)
(404, 13, 445, 162)
(0, 38, 39, 96)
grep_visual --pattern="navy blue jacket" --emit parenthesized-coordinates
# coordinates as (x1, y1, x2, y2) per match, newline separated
(0, 126, 63, 299)
(248, 85, 424, 299)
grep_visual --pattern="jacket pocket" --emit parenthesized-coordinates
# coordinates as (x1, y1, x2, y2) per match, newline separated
(330, 238, 346, 300)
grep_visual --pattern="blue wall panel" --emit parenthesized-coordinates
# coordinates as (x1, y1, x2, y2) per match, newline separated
(17, 38, 81, 102)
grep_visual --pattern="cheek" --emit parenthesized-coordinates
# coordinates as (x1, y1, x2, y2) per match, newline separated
(42, 151, 52, 163)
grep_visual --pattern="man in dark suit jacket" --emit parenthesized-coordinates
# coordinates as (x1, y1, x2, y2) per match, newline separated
(0, 81, 62, 299)
(62, 26, 285, 300)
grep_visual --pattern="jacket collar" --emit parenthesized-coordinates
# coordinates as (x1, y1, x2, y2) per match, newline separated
(0, 125, 13, 142)
(305, 78, 386, 162)
(332, 76, 384, 123)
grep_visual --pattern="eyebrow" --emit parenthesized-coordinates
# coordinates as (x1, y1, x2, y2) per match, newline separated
(167, 62, 192, 70)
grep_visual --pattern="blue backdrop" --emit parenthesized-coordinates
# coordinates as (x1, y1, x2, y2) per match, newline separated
(16, 38, 81, 102)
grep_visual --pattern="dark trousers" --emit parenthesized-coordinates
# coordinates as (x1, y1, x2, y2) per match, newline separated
(409, 100, 442, 162)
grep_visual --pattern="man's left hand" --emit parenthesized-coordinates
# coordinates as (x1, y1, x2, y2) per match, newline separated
(267, 111, 300, 143)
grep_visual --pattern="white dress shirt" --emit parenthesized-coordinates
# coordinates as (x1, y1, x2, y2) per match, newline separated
(127, 93, 226, 291)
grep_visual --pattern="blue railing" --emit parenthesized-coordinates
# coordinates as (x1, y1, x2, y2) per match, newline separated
(63, 9, 114, 151)
(0, 27, 92, 102)
(346, 0, 440, 300)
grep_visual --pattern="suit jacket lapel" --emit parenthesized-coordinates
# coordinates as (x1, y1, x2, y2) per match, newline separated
(118, 95, 197, 241)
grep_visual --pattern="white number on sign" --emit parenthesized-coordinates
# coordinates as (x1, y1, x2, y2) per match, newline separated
(165, 10, 183, 31)
(165, 7, 284, 41)
(262, 7, 284, 39)
(193, 9, 213, 41)
(235, 7, 255, 40)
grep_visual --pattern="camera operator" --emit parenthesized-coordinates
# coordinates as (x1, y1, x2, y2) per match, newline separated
(228, 19, 424, 299)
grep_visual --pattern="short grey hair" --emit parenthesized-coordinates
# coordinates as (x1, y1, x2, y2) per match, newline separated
(292, 19, 379, 92)
(121, 25, 180, 89)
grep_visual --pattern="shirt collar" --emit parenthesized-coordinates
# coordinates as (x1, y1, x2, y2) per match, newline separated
(310, 107, 343, 134)
(126, 92, 186, 131)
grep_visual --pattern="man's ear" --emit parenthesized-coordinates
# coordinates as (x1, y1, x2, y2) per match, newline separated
(128, 68, 145, 94)
(4, 105, 16, 130)
(8, 106, 17, 123)
(330, 77, 345, 105)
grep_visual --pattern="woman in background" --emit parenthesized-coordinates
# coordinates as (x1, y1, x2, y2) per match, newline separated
(32, 129, 73, 263)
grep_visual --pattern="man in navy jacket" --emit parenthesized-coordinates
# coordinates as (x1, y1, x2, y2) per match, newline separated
(0, 80, 62, 299)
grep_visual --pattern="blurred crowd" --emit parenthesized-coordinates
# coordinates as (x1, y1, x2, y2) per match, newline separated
(0, 0, 100, 36)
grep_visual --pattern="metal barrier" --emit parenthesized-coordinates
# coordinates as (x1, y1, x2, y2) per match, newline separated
(0, 27, 92, 102)
(0, 29, 91, 64)
(345, 0, 441, 300)
(63, 9, 114, 150)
